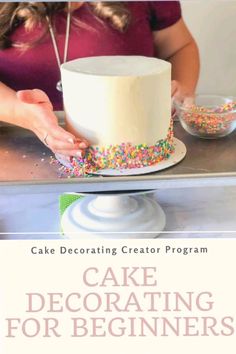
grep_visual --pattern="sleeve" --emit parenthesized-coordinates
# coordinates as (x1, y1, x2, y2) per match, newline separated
(149, 1, 182, 31)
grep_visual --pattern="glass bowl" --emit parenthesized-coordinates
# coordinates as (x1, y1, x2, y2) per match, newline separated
(174, 95, 236, 139)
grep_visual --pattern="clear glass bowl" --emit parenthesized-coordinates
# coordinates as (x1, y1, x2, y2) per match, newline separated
(174, 95, 236, 139)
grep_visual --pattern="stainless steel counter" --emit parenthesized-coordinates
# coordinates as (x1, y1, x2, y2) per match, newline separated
(1, 121, 236, 194)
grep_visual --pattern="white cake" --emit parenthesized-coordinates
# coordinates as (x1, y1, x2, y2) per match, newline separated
(61, 56, 173, 172)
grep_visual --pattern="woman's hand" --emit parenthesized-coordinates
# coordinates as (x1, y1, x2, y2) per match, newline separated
(171, 80, 195, 118)
(171, 80, 191, 101)
(17, 89, 89, 158)
(171, 80, 184, 118)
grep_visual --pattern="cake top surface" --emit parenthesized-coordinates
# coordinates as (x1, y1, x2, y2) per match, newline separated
(61, 56, 170, 77)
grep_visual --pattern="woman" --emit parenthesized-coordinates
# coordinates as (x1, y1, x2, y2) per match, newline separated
(0, 1, 199, 158)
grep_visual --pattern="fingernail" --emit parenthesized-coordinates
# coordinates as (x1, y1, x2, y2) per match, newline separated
(76, 151, 83, 158)
(78, 142, 88, 149)
(68, 137, 75, 144)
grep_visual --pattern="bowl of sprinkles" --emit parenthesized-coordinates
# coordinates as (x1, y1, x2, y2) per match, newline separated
(175, 95, 236, 139)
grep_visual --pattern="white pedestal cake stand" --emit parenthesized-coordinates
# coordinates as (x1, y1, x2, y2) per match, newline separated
(62, 191, 165, 239)
(60, 138, 187, 239)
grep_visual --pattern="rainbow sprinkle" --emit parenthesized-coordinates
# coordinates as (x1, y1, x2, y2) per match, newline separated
(54, 122, 175, 177)
(181, 101, 236, 137)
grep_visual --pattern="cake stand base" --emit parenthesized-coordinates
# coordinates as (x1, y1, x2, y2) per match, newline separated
(61, 191, 165, 239)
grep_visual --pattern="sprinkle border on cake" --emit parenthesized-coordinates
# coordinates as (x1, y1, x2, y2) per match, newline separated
(55, 121, 174, 177)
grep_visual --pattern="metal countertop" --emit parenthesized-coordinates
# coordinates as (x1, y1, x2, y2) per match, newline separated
(0, 121, 236, 194)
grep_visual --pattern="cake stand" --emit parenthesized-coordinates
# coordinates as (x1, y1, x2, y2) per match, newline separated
(61, 190, 165, 239)
(60, 138, 187, 239)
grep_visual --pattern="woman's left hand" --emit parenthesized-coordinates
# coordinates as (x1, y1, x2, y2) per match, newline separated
(171, 80, 191, 101)
(171, 80, 195, 118)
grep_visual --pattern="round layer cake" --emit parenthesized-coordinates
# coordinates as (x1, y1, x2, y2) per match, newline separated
(61, 56, 173, 174)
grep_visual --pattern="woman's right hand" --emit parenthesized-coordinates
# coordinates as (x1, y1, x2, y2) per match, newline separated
(17, 89, 89, 158)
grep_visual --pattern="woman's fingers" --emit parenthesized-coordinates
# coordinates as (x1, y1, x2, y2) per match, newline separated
(35, 110, 88, 146)
(53, 149, 86, 158)
(171, 80, 179, 97)
(171, 80, 194, 102)
(183, 96, 195, 107)
(29, 108, 89, 149)
(50, 125, 77, 144)
(50, 124, 89, 147)
(40, 125, 89, 157)
(44, 134, 87, 152)
(43, 135, 87, 157)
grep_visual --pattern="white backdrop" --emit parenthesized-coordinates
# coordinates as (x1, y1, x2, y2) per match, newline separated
(181, 0, 236, 96)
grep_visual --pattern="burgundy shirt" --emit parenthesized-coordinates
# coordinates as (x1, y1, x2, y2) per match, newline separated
(0, 1, 181, 110)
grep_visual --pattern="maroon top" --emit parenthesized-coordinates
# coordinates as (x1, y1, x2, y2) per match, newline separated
(0, 1, 181, 110)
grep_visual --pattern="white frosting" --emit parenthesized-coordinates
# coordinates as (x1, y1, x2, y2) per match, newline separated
(61, 56, 171, 146)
